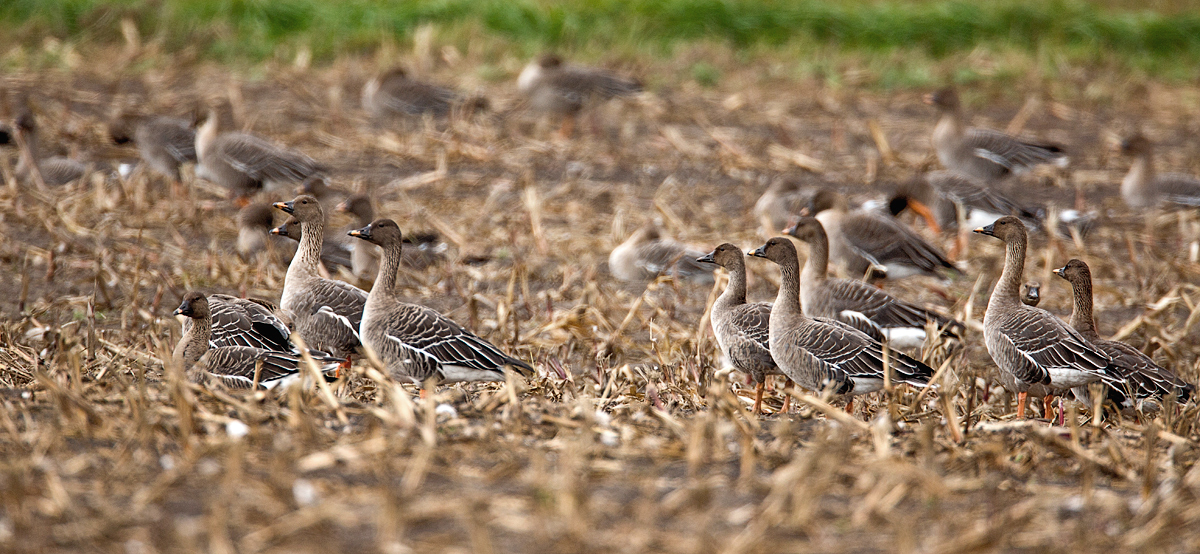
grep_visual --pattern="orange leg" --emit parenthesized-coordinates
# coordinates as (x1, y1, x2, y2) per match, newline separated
(419, 388, 429, 400)
(845, 397, 855, 415)
(557, 114, 576, 139)
(908, 200, 943, 235)
(1043, 395, 1055, 421)
(337, 357, 352, 379)
(781, 379, 793, 414)
(1017, 392, 1028, 419)
(753, 380, 765, 415)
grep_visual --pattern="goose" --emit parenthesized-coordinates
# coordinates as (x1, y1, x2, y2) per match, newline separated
(12, 111, 87, 186)
(1118, 133, 1200, 209)
(888, 171, 1041, 234)
(1054, 259, 1193, 413)
(237, 203, 296, 262)
(269, 216, 355, 270)
(195, 109, 324, 205)
(335, 194, 446, 274)
(696, 243, 785, 414)
(1021, 281, 1041, 308)
(516, 53, 642, 137)
(785, 217, 962, 349)
(173, 292, 340, 389)
(274, 195, 366, 366)
(348, 218, 534, 386)
(925, 87, 1068, 182)
(749, 237, 935, 410)
(796, 189, 957, 280)
(108, 113, 196, 184)
(753, 177, 818, 235)
(608, 221, 714, 284)
(974, 217, 1116, 420)
(362, 67, 487, 122)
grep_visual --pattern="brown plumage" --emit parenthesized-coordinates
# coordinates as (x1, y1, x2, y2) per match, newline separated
(1119, 133, 1200, 209)
(362, 67, 486, 121)
(516, 53, 641, 137)
(349, 219, 533, 386)
(195, 109, 324, 203)
(12, 111, 87, 186)
(109, 113, 196, 182)
(608, 221, 714, 284)
(753, 177, 818, 235)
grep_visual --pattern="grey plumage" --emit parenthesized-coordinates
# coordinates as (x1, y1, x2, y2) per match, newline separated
(517, 54, 641, 117)
(798, 189, 957, 280)
(362, 68, 484, 120)
(697, 244, 782, 413)
(173, 292, 340, 389)
(786, 217, 961, 347)
(750, 237, 935, 397)
(349, 219, 533, 385)
(109, 114, 196, 182)
(275, 195, 366, 360)
(974, 217, 1115, 417)
(12, 111, 87, 186)
(195, 109, 324, 201)
(926, 88, 1067, 182)
(889, 170, 1040, 233)
(1054, 259, 1193, 412)
(754, 177, 819, 234)
(609, 222, 714, 284)
(269, 216, 354, 270)
(1119, 133, 1200, 209)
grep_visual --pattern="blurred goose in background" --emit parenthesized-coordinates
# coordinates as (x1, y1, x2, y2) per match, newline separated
(786, 217, 962, 348)
(237, 203, 297, 262)
(173, 292, 341, 389)
(517, 53, 642, 137)
(274, 195, 366, 367)
(0, 121, 13, 145)
(754, 176, 818, 235)
(888, 170, 1041, 255)
(1119, 133, 1200, 209)
(12, 111, 87, 187)
(108, 112, 196, 185)
(925, 87, 1067, 182)
(334, 194, 446, 275)
(195, 108, 324, 206)
(1021, 281, 1041, 307)
(750, 238, 935, 410)
(796, 188, 957, 280)
(269, 217, 354, 271)
(1054, 259, 1194, 413)
(609, 221, 714, 284)
(697, 243, 786, 414)
(975, 217, 1115, 421)
(362, 67, 487, 122)
(349, 219, 534, 387)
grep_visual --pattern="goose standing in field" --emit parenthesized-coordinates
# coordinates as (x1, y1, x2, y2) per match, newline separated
(11, 111, 87, 187)
(274, 195, 367, 366)
(517, 53, 642, 138)
(108, 112, 196, 185)
(925, 88, 1067, 182)
(348, 218, 534, 387)
(237, 203, 296, 262)
(750, 237, 935, 411)
(1054, 259, 1193, 413)
(1021, 282, 1041, 308)
(173, 292, 341, 389)
(269, 216, 355, 271)
(796, 189, 957, 280)
(785, 217, 962, 348)
(696, 243, 786, 414)
(888, 170, 1042, 256)
(362, 67, 487, 123)
(1118, 133, 1200, 209)
(974, 217, 1115, 420)
(609, 221, 714, 284)
(335, 194, 381, 279)
(753, 177, 818, 235)
(195, 109, 325, 206)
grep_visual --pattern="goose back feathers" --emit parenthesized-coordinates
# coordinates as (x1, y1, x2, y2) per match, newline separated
(350, 219, 533, 385)
(696, 244, 779, 383)
(196, 110, 324, 201)
(609, 222, 714, 284)
(1119, 133, 1200, 209)
(517, 54, 642, 116)
(109, 113, 196, 182)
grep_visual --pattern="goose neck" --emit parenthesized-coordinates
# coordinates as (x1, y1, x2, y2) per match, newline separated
(715, 256, 748, 309)
(1121, 153, 1153, 201)
(800, 231, 830, 288)
(290, 218, 325, 279)
(371, 241, 403, 301)
(1068, 277, 1099, 340)
(772, 253, 804, 317)
(992, 235, 1027, 305)
(195, 114, 218, 161)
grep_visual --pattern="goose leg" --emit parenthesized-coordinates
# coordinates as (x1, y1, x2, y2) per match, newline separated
(753, 380, 765, 415)
(337, 357, 351, 379)
(781, 379, 792, 414)
(1043, 395, 1055, 421)
(558, 114, 576, 139)
(1016, 392, 1028, 419)
(845, 397, 854, 415)
(907, 200, 943, 235)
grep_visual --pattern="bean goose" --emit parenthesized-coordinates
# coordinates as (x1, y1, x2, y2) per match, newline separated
(749, 237, 935, 407)
(609, 221, 714, 284)
(108, 113, 196, 183)
(1054, 259, 1193, 412)
(348, 219, 534, 386)
(696, 243, 785, 414)
(796, 189, 957, 280)
(274, 195, 366, 364)
(195, 109, 324, 205)
(237, 203, 295, 262)
(517, 53, 642, 137)
(362, 67, 486, 122)
(926, 88, 1068, 182)
(1119, 133, 1200, 209)
(974, 217, 1116, 420)
(753, 177, 818, 235)
(786, 217, 962, 349)
(334, 195, 446, 274)
(269, 216, 355, 270)
(12, 111, 87, 186)
(888, 171, 1041, 235)
(173, 292, 340, 389)
(1021, 282, 1041, 307)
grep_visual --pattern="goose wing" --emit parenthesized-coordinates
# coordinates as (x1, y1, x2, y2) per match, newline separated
(931, 171, 1037, 219)
(1156, 174, 1200, 207)
(142, 117, 197, 162)
(207, 295, 293, 352)
(843, 212, 956, 273)
(1100, 340, 1193, 403)
(216, 132, 322, 183)
(198, 347, 340, 389)
(379, 80, 458, 116)
(636, 240, 713, 281)
(802, 318, 935, 387)
(725, 303, 776, 369)
(381, 304, 533, 381)
(824, 278, 957, 333)
(988, 306, 1110, 387)
(553, 67, 642, 100)
(965, 128, 1066, 173)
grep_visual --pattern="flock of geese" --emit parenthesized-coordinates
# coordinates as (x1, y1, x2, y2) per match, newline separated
(4, 54, 1199, 423)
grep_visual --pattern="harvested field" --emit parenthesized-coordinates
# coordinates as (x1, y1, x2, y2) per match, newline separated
(3, 32, 1200, 554)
